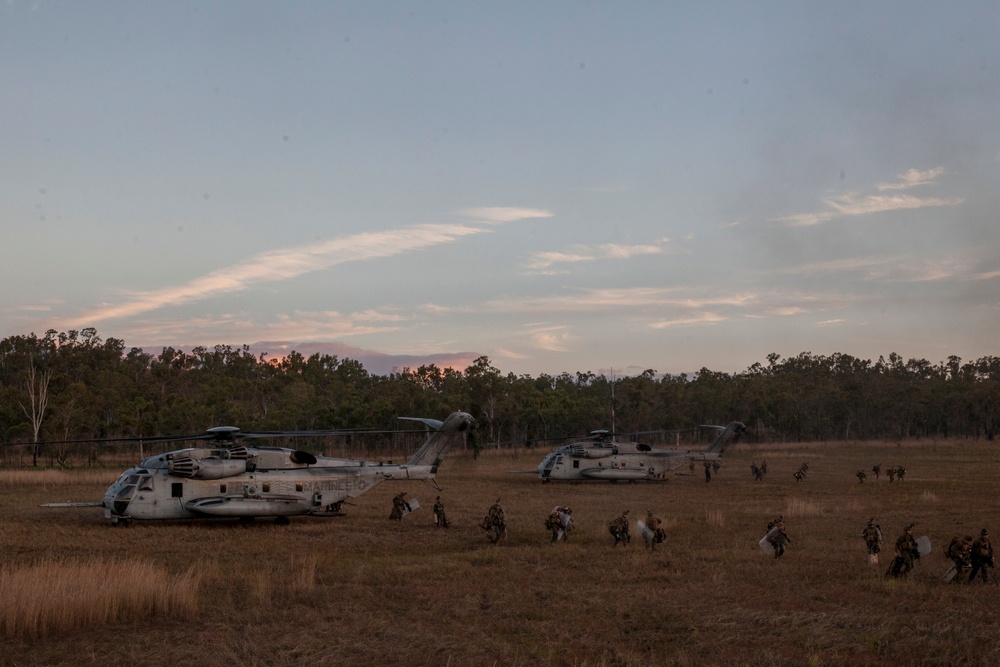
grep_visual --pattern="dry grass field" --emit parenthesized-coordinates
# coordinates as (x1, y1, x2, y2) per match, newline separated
(1, 437, 999, 666)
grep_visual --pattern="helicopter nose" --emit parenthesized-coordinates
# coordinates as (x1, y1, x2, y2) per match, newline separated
(106, 482, 136, 517)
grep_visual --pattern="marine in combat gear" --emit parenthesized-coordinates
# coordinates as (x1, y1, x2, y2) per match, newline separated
(945, 535, 973, 582)
(644, 509, 667, 550)
(969, 529, 994, 582)
(432, 495, 450, 528)
(861, 518, 883, 565)
(886, 523, 920, 578)
(545, 506, 573, 542)
(765, 515, 791, 558)
(480, 498, 508, 544)
(389, 491, 411, 520)
(608, 509, 631, 547)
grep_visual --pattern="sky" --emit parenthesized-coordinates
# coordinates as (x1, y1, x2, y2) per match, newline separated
(2, 1, 999, 377)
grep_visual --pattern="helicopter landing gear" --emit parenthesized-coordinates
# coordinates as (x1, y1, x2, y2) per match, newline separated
(274, 516, 291, 526)
(112, 517, 131, 527)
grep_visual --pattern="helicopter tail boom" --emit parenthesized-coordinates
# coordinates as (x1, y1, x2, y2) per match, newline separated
(704, 421, 746, 454)
(404, 411, 474, 469)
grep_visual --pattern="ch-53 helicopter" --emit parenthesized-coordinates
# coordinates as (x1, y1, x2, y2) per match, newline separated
(41, 411, 474, 526)
(536, 421, 746, 482)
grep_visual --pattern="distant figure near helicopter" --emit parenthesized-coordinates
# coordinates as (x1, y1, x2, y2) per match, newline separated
(432, 496, 450, 527)
(389, 491, 413, 520)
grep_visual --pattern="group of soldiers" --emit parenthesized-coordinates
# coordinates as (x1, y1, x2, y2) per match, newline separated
(394, 495, 666, 550)
(749, 460, 811, 482)
(861, 517, 994, 582)
(608, 508, 667, 549)
(857, 463, 908, 483)
(702, 460, 722, 482)
(944, 529, 994, 582)
(391, 493, 994, 582)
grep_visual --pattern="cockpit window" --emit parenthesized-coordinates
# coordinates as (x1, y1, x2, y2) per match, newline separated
(138, 476, 153, 491)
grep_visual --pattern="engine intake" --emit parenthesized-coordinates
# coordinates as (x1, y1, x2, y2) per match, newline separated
(169, 456, 247, 479)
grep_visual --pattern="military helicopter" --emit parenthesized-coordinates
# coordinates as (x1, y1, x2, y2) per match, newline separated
(536, 421, 745, 482)
(41, 411, 474, 526)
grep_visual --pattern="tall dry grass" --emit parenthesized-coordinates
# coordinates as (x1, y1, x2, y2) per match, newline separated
(0, 469, 118, 487)
(0, 560, 200, 641)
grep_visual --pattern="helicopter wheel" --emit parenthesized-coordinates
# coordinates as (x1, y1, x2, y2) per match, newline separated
(114, 518, 131, 528)
(274, 516, 291, 526)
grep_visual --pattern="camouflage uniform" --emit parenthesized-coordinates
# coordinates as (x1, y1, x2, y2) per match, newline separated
(609, 510, 631, 546)
(545, 506, 572, 542)
(946, 535, 973, 581)
(856, 470, 867, 484)
(645, 510, 667, 550)
(432, 496, 449, 528)
(872, 463, 881, 480)
(703, 461, 712, 483)
(389, 491, 410, 520)
(481, 499, 507, 543)
(969, 529, 994, 582)
(886, 524, 920, 578)
(766, 516, 790, 558)
(861, 519, 883, 564)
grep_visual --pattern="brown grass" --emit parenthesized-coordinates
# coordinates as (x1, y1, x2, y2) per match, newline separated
(1, 560, 200, 641)
(1, 438, 998, 665)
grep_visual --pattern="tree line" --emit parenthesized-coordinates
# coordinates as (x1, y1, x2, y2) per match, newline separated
(1, 329, 997, 465)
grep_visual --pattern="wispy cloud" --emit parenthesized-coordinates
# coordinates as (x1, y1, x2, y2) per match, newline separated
(775, 167, 962, 227)
(769, 254, 972, 283)
(524, 241, 675, 273)
(66, 213, 546, 326)
(648, 312, 728, 328)
(457, 207, 554, 224)
(525, 326, 573, 352)
(876, 167, 944, 191)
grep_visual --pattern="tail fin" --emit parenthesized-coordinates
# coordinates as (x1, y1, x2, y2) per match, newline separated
(703, 421, 746, 454)
(403, 411, 475, 468)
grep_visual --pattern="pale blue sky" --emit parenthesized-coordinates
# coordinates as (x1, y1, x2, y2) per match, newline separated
(3, 1, 998, 376)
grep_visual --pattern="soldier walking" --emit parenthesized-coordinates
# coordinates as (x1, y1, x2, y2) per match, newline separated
(861, 518, 883, 565)
(856, 470, 867, 484)
(765, 515, 791, 558)
(644, 509, 667, 551)
(545, 506, 573, 542)
(946, 535, 973, 581)
(432, 495, 449, 527)
(969, 529, 994, 582)
(389, 491, 411, 520)
(886, 523, 920, 578)
(480, 498, 508, 543)
(608, 509, 631, 546)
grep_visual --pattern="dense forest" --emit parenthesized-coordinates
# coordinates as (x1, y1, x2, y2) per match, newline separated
(1, 329, 998, 465)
